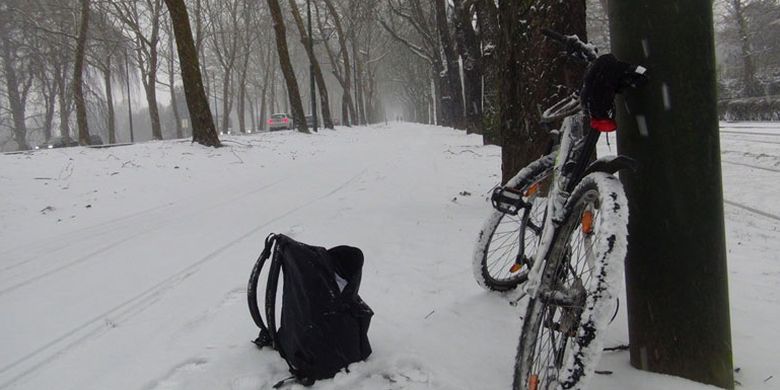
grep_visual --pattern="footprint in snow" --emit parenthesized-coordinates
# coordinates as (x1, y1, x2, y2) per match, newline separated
(313, 356, 465, 390)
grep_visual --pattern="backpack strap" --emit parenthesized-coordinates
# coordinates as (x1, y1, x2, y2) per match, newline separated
(249, 234, 321, 386)
(272, 375, 315, 389)
(264, 235, 284, 350)
(247, 233, 280, 348)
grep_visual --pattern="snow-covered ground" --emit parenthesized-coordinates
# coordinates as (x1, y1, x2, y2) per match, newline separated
(0, 122, 777, 390)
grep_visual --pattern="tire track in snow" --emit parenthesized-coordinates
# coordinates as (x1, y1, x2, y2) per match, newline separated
(0, 177, 289, 289)
(720, 130, 780, 137)
(721, 135, 780, 146)
(722, 160, 780, 173)
(0, 202, 174, 271)
(0, 170, 366, 389)
(0, 233, 146, 297)
(724, 199, 780, 223)
(0, 176, 288, 270)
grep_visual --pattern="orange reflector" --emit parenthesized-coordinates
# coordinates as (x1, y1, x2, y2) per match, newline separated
(582, 210, 594, 234)
(510, 263, 523, 273)
(525, 182, 540, 197)
(529, 374, 539, 390)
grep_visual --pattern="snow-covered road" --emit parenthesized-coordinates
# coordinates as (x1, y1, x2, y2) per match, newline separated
(1, 123, 778, 389)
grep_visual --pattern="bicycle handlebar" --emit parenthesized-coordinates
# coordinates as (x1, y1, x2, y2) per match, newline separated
(541, 28, 598, 62)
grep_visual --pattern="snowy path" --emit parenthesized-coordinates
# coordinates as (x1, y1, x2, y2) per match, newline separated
(1, 123, 778, 389)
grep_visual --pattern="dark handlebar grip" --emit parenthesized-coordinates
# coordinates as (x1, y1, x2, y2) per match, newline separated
(541, 28, 567, 43)
(541, 28, 598, 62)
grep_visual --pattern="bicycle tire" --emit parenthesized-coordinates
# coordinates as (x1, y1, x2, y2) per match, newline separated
(513, 172, 628, 389)
(473, 154, 554, 292)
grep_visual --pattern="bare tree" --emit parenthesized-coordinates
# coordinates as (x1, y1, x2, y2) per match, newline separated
(716, 0, 780, 97)
(357, 15, 392, 123)
(380, 0, 447, 125)
(163, 0, 221, 146)
(88, 4, 130, 144)
(384, 41, 433, 123)
(72, 0, 92, 144)
(255, 39, 275, 130)
(0, 0, 35, 149)
(234, 0, 255, 134)
(453, 0, 484, 134)
(319, 0, 357, 126)
(266, 0, 308, 133)
(287, 0, 334, 129)
(160, 17, 184, 138)
(433, 0, 465, 129)
(204, 0, 242, 133)
(110, 0, 165, 140)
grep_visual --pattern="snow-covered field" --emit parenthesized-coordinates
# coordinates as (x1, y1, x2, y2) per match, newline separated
(1, 122, 778, 390)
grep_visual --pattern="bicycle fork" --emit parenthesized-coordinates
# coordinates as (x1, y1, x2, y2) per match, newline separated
(524, 193, 559, 298)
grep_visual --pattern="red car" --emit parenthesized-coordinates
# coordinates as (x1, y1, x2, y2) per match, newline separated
(268, 113, 294, 131)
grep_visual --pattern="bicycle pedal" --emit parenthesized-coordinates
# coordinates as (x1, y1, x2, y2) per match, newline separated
(491, 186, 529, 215)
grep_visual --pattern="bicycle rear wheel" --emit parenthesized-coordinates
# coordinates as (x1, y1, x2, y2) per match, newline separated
(513, 173, 628, 389)
(473, 155, 554, 292)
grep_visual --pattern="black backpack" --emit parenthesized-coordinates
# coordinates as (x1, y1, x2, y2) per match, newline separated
(247, 234, 373, 387)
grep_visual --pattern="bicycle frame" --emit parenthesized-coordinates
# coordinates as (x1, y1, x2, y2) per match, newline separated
(524, 107, 601, 299)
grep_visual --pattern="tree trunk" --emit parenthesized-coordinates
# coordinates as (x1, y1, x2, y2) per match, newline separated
(266, 0, 308, 133)
(259, 40, 272, 130)
(237, 47, 250, 134)
(259, 42, 272, 131)
(270, 63, 277, 114)
(73, 0, 91, 145)
(105, 55, 117, 144)
(57, 70, 71, 140)
(42, 82, 57, 142)
(341, 94, 349, 126)
(169, 31, 183, 138)
(124, 49, 135, 142)
(454, 0, 483, 134)
(365, 65, 378, 123)
(260, 86, 268, 130)
(221, 71, 233, 133)
(351, 36, 367, 125)
(322, 0, 356, 126)
(434, 0, 465, 130)
(1, 41, 29, 149)
(163, 0, 220, 147)
(431, 69, 444, 125)
(477, 0, 500, 144)
(143, 75, 163, 140)
(287, 0, 334, 129)
(248, 94, 255, 132)
(237, 77, 246, 133)
(497, 0, 586, 184)
(146, 8, 163, 140)
(610, 1, 734, 388)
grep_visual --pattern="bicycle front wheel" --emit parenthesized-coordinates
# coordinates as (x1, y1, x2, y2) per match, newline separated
(473, 154, 554, 292)
(513, 172, 628, 390)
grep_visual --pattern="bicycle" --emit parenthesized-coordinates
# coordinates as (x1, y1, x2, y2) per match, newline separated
(473, 29, 648, 389)
(472, 120, 559, 292)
